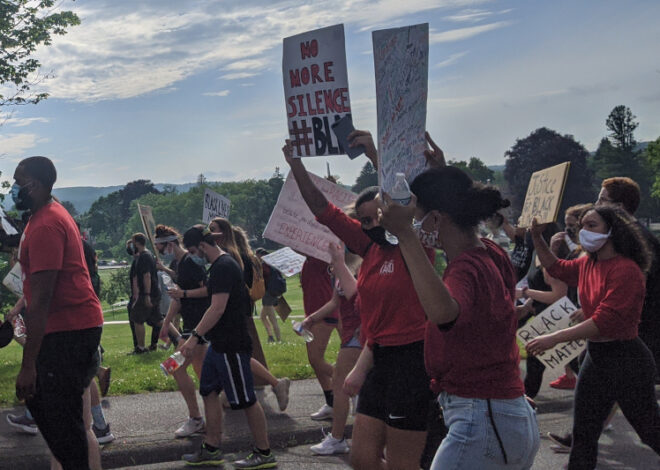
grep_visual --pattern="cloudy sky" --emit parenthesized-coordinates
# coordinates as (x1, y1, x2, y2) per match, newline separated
(0, 0, 659, 189)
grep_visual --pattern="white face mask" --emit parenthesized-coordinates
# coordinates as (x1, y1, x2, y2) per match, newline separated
(579, 229, 611, 253)
(413, 212, 439, 248)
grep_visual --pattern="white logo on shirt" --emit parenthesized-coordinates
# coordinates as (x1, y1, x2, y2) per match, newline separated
(379, 260, 394, 275)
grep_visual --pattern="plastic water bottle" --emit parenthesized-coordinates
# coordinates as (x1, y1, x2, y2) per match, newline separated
(385, 172, 411, 245)
(291, 320, 314, 343)
(161, 273, 175, 291)
(160, 351, 185, 376)
(12, 314, 26, 338)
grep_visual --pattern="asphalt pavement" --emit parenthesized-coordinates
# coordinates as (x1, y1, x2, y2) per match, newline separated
(1, 369, 659, 469)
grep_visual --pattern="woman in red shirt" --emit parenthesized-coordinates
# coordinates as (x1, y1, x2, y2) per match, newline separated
(381, 166, 539, 469)
(527, 205, 660, 469)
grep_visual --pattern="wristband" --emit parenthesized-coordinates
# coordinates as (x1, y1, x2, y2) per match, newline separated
(191, 329, 205, 341)
(183, 290, 187, 299)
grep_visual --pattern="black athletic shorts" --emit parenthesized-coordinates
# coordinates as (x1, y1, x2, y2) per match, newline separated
(130, 296, 162, 326)
(27, 327, 102, 470)
(356, 340, 432, 431)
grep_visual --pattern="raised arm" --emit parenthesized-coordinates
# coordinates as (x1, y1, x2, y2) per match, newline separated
(328, 242, 358, 299)
(530, 218, 558, 269)
(282, 139, 328, 217)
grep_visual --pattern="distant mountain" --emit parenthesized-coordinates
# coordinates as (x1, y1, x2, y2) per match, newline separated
(3, 182, 200, 214)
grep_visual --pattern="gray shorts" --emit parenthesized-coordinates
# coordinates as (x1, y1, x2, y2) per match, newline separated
(262, 293, 279, 307)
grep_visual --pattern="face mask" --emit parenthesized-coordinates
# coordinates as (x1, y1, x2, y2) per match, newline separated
(11, 183, 32, 211)
(190, 254, 206, 266)
(126, 242, 136, 256)
(363, 226, 391, 247)
(579, 229, 611, 253)
(413, 213, 439, 248)
(565, 226, 577, 240)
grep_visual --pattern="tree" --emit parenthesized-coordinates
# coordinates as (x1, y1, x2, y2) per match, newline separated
(60, 200, 78, 218)
(644, 137, 660, 199)
(606, 105, 638, 150)
(352, 162, 378, 193)
(1, 1, 80, 111)
(504, 127, 595, 222)
(449, 157, 494, 184)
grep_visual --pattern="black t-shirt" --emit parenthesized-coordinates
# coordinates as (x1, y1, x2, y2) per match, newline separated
(81, 239, 100, 297)
(640, 223, 660, 325)
(205, 254, 252, 353)
(241, 253, 254, 289)
(134, 250, 161, 299)
(176, 254, 210, 330)
(510, 232, 534, 281)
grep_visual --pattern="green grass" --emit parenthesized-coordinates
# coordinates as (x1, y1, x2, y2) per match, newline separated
(0, 274, 340, 406)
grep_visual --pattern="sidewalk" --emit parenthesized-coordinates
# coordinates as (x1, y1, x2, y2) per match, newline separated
(0, 379, 344, 470)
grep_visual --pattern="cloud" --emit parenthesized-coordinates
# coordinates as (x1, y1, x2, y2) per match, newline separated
(434, 51, 468, 68)
(220, 72, 259, 80)
(431, 21, 512, 43)
(0, 133, 43, 156)
(223, 58, 270, 71)
(203, 90, 231, 97)
(4, 117, 50, 128)
(444, 9, 493, 23)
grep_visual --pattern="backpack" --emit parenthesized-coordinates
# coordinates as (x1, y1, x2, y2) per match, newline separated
(266, 266, 287, 297)
(249, 262, 266, 302)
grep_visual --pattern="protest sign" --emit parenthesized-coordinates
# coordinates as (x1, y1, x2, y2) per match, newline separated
(263, 172, 357, 263)
(373, 23, 429, 194)
(0, 207, 18, 236)
(517, 296, 585, 377)
(137, 203, 158, 258)
(518, 162, 571, 228)
(2, 262, 23, 297)
(202, 188, 231, 224)
(283, 24, 352, 157)
(261, 247, 306, 277)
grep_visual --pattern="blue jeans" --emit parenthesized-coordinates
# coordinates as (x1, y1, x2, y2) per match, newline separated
(431, 392, 539, 470)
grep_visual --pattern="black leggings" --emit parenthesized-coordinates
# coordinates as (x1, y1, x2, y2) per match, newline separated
(569, 338, 660, 469)
(524, 355, 579, 398)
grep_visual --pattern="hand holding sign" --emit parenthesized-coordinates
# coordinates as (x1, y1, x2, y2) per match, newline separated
(424, 132, 445, 169)
(347, 129, 377, 168)
(518, 162, 571, 227)
(526, 333, 560, 356)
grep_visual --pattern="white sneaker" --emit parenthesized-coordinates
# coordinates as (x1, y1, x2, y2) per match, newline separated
(174, 417, 205, 438)
(310, 431, 350, 455)
(272, 378, 291, 412)
(351, 396, 358, 416)
(311, 403, 333, 420)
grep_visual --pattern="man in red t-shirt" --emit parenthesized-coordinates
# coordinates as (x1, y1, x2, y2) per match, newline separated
(13, 157, 104, 470)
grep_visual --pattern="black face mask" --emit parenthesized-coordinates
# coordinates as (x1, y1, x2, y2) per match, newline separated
(15, 185, 33, 211)
(126, 245, 135, 256)
(566, 226, 577, 240)
(363, 226, 392, 247)
(0, 321, 14, 348)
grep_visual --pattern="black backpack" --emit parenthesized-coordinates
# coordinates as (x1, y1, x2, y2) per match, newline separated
(266, 267, 287, 297)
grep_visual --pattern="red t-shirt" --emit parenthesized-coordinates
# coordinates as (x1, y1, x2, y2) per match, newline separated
(547, 255, 645, 340)
(300, 257, 339, 320)
(19, 202, 104, 334)
(334, 278, 361, 344)
(317, 202, 432, 347)
(425, 239, 524, 399)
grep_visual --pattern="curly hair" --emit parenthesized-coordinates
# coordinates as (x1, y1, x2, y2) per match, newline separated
(154, 224, 181, 246)
(601, 177, 640, 215)
(584, 205, 651, 273)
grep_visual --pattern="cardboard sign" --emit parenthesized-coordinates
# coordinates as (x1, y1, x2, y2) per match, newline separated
(261, 247, 307, 277)
(517, 296, 585, 377)
(137, 203, 158, 258)
(518, 162, 571, 228)
(0, 207, 18, 236)
(283, 24, 352, 157)
(263, 172, 357, 263)
(373, 23, 429, 194)
(202, 188, 231, 224)
(2, 262, 23, 297)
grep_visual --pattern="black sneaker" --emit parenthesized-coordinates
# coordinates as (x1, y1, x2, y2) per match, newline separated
(233, 449, 276, 469)
(182, 442, 225, 466)
(93, 423, 115, 444)
(548, 432, 572, 453)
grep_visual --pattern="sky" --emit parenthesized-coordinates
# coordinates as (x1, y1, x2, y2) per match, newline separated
(0, 0, 659, 190)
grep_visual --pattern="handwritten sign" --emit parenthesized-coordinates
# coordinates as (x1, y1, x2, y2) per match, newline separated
(137, 203, 158, 258)
(517, 296, 585, 377)
(283, 24, 352, 157)
(2, 262, 23, 297)
(263, 172, 357, 263)
(518, 162, 571, 228)
(202, 188, 231, 224)
(0, 207, 18, 236)
(373, 23, 429, 194)
(261, 247, 306, 277)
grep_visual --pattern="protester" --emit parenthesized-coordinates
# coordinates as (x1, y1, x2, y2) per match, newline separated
(154, 224, 208, 438)
(129, 233, 163, 353)
(255, 247, 285, 343)
(526, 205, 660, 469)
(12, 156, 104, 470)
(179, 225, 276, 469)
(283, 132, 441, 470)
(597, 177, 660, 379)
(126, 239, 140, 351)
(380, 165, 539, 469)
(303, 242, 362, 455)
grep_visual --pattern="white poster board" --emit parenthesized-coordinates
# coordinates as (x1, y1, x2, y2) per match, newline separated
(283, 24, 352, 157)
(0, 207, 18, 236)
(517, 296, 585, 377)
(261, 247, 306, 277)
(263, 172, 357, 263)
(373, 23, 429, 194)
(202, 188, 231, 224)
(2, 262, 23, 297)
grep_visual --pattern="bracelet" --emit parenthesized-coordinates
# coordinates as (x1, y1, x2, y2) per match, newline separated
(191, 329, 205, 341)
(183, 290, 187, 299)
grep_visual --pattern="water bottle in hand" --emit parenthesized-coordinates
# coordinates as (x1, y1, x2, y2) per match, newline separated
(160, 351, 185, 376)
(291, 320, 314, 343)
(385, 172, 411, 245)
(161, 273, 175, 291)
(12, 314, 26, 338)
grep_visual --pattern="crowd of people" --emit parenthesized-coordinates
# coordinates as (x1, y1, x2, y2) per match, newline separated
(2, 123, 660, 470)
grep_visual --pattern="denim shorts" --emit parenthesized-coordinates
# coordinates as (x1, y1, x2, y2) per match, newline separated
(431, 392, 539, 470)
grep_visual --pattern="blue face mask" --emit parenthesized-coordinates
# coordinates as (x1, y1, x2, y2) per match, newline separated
(11, 182, 32, 211)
